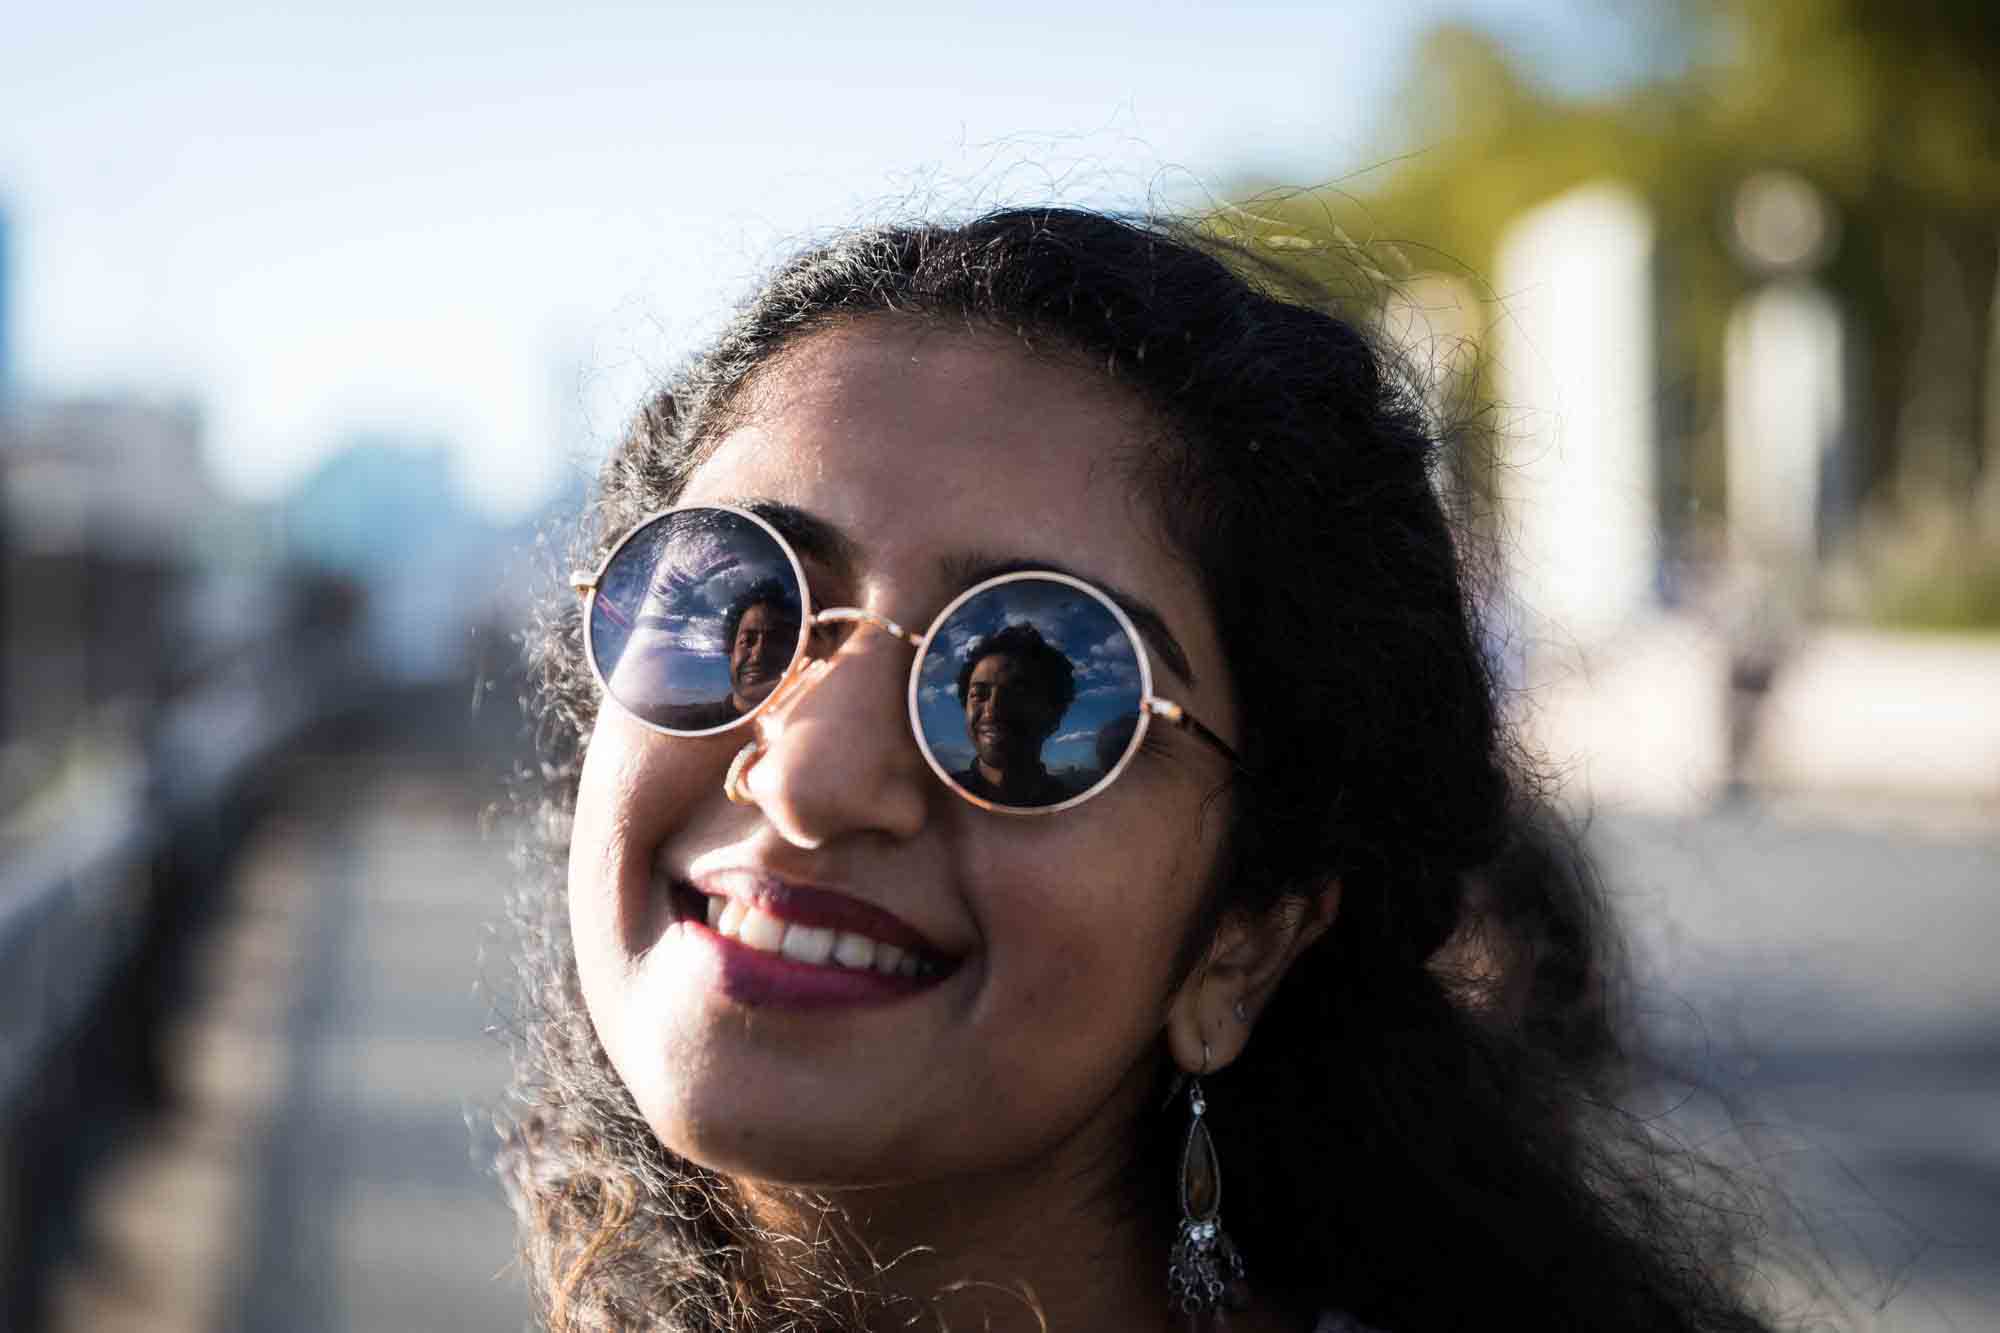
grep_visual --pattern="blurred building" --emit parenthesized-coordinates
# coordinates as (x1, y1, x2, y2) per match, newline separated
(277, 433, 545, 687)
(0, 204, 13, 404)
(0, 396, 223, 782)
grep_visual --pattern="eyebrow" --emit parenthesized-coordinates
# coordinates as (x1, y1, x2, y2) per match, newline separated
(743, 500, 862, 574)
(736, 498, 1198, 689)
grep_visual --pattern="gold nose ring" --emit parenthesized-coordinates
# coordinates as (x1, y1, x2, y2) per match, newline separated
(723, 739, 764, 804)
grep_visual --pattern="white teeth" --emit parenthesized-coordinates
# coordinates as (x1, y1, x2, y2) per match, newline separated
(832, 933, 877, 970)
(737, 906, 786, 951)
(699, 897, 936, 977)
(780, 924, 836, 965)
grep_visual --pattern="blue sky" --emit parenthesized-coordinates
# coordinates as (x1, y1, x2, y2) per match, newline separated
(0, 1, 1642, 517)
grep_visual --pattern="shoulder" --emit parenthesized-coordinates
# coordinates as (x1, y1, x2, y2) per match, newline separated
(659, 699, 740, 730)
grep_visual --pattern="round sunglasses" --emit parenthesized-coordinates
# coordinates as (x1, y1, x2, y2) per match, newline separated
(571, 505, 1239, 814)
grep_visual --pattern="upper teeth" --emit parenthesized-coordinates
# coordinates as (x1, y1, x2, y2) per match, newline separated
(704, 896, 928, 977)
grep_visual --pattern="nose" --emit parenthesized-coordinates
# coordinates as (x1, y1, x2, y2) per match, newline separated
(738, 627, 931, 850)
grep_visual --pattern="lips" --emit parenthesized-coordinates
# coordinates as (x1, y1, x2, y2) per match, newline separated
(702, 896, 937, 977)
(674, 866, 956, 979)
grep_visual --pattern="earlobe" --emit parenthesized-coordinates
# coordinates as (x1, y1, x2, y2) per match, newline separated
(1165, 882, 1340, 1074)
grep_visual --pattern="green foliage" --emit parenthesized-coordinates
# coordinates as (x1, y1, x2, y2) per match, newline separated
(1220, 0, 2000, 624)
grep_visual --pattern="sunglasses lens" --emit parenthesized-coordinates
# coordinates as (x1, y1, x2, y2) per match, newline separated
(588, 508, 805, 732)
(914, 579, 1147, 811)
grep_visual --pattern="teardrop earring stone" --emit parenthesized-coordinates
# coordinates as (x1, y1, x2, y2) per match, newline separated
(1181, 1106, 1220, 1220)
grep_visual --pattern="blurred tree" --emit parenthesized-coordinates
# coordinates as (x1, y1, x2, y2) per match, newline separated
(1222, 0, 2000, 624)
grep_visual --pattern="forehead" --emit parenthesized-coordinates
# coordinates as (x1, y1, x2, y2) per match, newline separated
(684, 324, 1170, 595)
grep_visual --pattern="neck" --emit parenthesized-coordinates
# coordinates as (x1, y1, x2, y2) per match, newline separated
(732, 1102, 1171, 1333)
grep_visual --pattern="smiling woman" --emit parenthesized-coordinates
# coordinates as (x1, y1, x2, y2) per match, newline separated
(503, 209, 1779, 1333)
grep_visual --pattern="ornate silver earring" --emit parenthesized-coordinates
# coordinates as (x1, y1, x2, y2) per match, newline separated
(1168, 1062, 1246, 1317)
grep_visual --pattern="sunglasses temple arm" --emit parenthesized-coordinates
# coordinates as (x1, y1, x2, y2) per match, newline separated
(1144, 698, 1243, 769)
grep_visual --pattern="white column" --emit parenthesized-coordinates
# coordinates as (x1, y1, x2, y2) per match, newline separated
(1493, 183, 1658, 648)
(1723, 281, 1843, 564)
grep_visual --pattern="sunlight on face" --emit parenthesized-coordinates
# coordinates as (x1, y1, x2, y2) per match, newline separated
(567, 324, 1239, 1195)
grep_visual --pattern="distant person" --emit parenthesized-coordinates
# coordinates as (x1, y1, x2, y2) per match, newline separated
(953, 623, 1077, 807)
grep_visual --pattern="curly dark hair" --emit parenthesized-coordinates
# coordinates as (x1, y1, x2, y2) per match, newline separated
(952, 621, 1078, 725)
(721, 576, 796, 654)
(501, 207, 1780, 1333)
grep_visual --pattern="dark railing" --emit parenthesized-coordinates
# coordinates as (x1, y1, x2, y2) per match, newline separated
(0, 566, 371, 1331)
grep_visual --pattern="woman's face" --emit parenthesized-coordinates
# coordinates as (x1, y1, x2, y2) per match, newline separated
(568, 324, 1240, 1193)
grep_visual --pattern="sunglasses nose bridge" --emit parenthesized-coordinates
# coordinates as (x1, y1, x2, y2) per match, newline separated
(739, 610, 933, 848)
(809, 606, 923, 650)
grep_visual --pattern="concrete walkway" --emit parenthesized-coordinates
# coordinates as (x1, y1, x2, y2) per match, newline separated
(43, 754, 526, 1333)
(1595, 807, 2000, 1333)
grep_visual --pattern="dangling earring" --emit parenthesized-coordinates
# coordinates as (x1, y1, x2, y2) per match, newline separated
(1168, 1047, 1246, 1318)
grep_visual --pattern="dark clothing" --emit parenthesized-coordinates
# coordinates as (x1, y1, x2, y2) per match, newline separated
(654, 697, 746, 731)
(953, 763, 1079, 808)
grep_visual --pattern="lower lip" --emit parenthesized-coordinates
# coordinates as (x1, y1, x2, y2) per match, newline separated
(669, 923, 941, 1009)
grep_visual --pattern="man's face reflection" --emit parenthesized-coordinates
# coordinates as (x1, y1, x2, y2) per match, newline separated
(729, 602, 795, 709)
(964, 653, 1059, 778)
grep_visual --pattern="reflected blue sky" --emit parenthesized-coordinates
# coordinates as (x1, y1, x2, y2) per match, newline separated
(595, 510, 801, 709)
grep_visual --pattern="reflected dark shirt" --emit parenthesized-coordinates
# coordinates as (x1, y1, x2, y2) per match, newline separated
(953, 764, 1080, 808)
(656, 698, 744, 731)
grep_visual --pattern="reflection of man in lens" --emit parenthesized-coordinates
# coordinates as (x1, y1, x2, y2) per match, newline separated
(642, 578, 798, 730)
(724, 579, 799, 714)
(954, 623, 1077, 806)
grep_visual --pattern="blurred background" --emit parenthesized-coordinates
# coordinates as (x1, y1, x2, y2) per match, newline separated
(1, 1, 1994, 1330)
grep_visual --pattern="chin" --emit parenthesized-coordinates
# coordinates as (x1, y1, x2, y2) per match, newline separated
(646, 1087, 922, 1191)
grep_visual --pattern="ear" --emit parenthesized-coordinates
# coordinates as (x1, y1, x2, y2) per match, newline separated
(1166, 882, 1339, 1074)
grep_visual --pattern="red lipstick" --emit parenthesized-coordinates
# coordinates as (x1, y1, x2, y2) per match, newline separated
(689, 868, 945, 958)
(692, 932, 936, 1009)
(669, 868, 958, 1010)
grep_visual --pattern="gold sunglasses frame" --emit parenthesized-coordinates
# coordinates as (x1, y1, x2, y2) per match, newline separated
(571, 504, 1239, 815)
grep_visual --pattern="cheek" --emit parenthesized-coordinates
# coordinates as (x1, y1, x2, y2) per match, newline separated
(570, 721, 649, 948)
(970, 810, 1217, 1072)
(566, 712, 725, 1049)
(567, 719, 642, 1051)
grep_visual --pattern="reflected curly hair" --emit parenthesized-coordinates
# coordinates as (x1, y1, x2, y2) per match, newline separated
(721, 577, 796, 656)
(502, 207, 1780, 1332)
